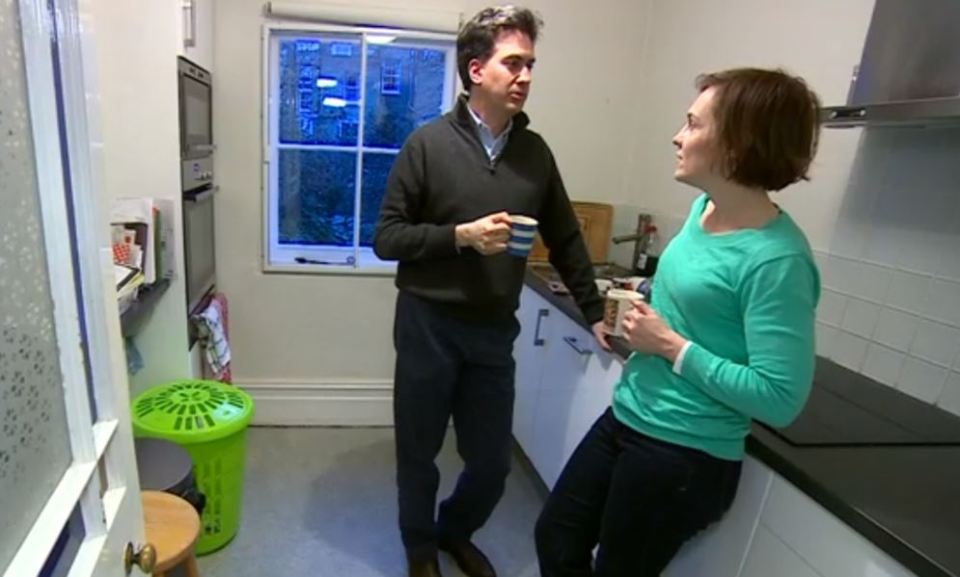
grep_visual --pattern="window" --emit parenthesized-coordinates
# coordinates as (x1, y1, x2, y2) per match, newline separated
(381, 62, 401, 95)
(265, 26, 457, 271)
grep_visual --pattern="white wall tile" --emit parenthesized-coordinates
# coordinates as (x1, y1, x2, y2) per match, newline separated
(830, 218, 871, 261)
(938, 371, 960, 417)
(816, 290, 847, 327)
(921, 279, 960, 327)
(819, 254, 840, 292)
(815, 323, 838, 359)
(897, 357, 949, 403)
(828, 258, 890, 303)
(936, 227, 960, 283)
(896, 229, 949, 276)
(883, 270, 932, 316)
(871, 308, 918, 352)
(833, 331, 869, 372)
(851, 262, 891, 303)
(840, 298, 880, 338)
(862, 344, 905, 388)
(812, 250, 830, 276)
(823, 255, 853, 293)
(909, 320, 960, 368)
(860, 224, 903, 268)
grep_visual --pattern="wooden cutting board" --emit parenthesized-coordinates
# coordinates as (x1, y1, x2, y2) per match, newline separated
(528, 201, 613, 264)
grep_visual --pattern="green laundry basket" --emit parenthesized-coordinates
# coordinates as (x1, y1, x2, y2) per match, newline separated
(132, 380, 254, 555)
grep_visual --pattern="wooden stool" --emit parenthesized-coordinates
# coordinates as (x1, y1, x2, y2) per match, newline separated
(141, 490, 201, 577)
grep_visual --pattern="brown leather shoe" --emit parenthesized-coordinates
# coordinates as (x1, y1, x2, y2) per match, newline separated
(408, 554, 443, 577)
(438, 539, 496, 577)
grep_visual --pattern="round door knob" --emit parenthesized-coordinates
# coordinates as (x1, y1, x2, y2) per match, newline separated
(124, 542, 157, 574)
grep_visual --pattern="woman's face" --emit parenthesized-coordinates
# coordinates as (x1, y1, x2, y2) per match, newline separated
(672, 87, 722, 189)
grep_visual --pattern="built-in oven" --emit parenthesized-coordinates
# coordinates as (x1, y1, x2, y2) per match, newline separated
(178, 56, 216, 317)
(178, 56, 214, 193)
(183, 188, 217, 316)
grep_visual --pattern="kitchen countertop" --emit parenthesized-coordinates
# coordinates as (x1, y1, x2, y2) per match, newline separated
(523, 268, 635, 359)
(524, 268, 960, 577)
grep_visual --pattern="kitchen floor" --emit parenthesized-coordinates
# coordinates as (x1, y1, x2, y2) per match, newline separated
(195, 427, 546, 577)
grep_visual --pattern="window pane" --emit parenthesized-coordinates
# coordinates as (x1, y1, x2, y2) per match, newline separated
(360, 152, 398, 246)
(278, 149, 357, 246)
(0, 0, 74, 569)
(278, 37, 361, 146)
(39, 505, 84, 577)
(364, 44, 448, 149)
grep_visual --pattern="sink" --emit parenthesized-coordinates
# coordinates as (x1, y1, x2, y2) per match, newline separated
(592, 263, 632, 279)
(528, 263, 562, 284)
(528, 262, 632, 283)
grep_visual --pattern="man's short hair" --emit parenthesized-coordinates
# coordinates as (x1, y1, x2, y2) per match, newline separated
(457, 5, 542, 91)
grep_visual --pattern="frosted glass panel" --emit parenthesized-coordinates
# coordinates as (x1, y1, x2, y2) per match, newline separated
(0, 0, 74, 569)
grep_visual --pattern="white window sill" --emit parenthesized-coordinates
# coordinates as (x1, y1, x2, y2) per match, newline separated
(263, 261, 397, 277)
(265, 245, 397, 276)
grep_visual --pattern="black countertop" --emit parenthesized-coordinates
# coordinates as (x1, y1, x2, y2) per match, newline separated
(524, 269, 960, 577)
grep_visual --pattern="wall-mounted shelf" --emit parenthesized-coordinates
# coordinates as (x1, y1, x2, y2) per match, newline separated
(120, 279, 171, 337)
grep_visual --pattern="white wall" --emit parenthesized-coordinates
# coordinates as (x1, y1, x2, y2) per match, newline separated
(212, 0, 652, 416)
(84, 0, 191, 396)
(625, 0, 960, 416)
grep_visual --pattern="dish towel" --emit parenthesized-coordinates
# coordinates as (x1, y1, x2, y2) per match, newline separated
(194, 293, 232, 383)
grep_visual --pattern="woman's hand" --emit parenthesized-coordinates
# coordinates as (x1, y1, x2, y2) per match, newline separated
(622, 301, 688, 362)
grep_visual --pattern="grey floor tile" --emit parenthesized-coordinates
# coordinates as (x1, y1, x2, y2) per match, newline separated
(192, 427, 546, 577)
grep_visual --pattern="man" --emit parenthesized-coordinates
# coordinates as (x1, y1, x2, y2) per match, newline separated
(374, 6, 606, 577)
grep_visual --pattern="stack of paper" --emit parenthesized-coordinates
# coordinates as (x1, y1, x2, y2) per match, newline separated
(111, 197, 176, 313)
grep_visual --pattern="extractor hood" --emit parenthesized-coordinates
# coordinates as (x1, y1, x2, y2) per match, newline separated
(821, 0, 960, 128)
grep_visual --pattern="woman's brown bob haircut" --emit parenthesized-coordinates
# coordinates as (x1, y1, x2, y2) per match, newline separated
(696, 68, 821, 191)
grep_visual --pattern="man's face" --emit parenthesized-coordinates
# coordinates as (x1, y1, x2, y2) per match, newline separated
(469, 30, 536, 115)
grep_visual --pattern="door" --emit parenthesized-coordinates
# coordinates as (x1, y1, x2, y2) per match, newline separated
(531, 311, 620, 488)
(532, 311, 593, 488)
(2, 0, 149, 575)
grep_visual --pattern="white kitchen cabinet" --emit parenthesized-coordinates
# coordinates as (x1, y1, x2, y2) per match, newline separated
(513, 288, 553, 453)
(176, 0, 214, 72)
(739, 525, 823, 577)
(513, 286, 621, 488)
(531, 308, 620, 488)
(664, 456, 774, 577)
(755, 475, 916, 577)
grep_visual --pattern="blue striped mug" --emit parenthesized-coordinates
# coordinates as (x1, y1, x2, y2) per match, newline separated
(507, 215, 538, 257)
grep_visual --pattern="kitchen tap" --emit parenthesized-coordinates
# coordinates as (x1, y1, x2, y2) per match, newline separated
(612, 213, 656, 274)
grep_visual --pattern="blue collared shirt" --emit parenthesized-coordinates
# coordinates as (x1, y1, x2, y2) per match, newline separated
(467, 105, 513, 161)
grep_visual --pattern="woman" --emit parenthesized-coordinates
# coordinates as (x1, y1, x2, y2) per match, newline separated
(535, 68, 822, 576)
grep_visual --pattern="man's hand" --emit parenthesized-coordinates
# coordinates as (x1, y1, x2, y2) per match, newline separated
(622, 301, 687, 362)
(591, 321, 611, 351)
(455, 212, 512, 255)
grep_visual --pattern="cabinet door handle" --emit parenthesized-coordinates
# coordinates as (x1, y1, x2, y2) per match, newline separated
(183, 0, 196, 48)
(563, 336, 593, 356)
(534, 308, 549, 347)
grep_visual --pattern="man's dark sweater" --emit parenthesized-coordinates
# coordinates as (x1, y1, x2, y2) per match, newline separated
(374, 95, 604, 324)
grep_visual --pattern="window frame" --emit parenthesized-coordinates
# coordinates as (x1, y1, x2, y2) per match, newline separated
(262, 22, 458, 275)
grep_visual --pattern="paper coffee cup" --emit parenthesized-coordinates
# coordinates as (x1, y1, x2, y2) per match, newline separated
(507, 215, 538, 257)
(603, 289, 643, 336)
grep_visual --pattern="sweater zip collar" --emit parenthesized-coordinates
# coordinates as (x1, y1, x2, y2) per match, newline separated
(451, 94, 529, 171)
